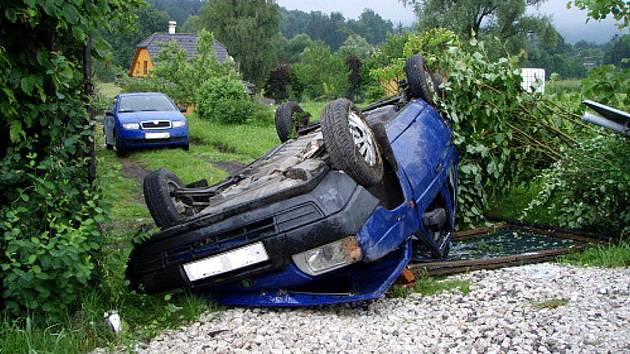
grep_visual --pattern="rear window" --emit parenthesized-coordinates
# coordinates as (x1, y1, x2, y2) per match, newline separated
(119, 95, 177, 112)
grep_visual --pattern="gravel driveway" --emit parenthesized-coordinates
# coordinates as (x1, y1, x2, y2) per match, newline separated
(133, 263, 630, 353)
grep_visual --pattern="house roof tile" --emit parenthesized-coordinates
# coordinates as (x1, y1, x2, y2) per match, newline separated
(137, 33, 229, 63)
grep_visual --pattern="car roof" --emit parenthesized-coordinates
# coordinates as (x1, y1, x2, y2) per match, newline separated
(118, 92, 168, 97)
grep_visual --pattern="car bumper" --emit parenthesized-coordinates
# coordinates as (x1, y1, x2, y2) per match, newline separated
(128, 171, 414, 304)
(118, 127, 189, 149)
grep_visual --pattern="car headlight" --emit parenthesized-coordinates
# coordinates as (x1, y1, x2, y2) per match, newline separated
(172, 120, 186, 128)
(122, 123, 140, 130)
(291, 236, 362, 276)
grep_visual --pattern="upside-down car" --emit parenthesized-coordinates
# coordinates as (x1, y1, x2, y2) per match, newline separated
(127, 55, 459, 306)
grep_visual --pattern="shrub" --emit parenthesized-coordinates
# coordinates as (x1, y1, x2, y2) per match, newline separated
(371, 29, 586, 226)
(196, 77, 255, 124)
(526, 134, 630, 237)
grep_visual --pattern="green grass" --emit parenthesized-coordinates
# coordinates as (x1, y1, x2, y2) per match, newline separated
(532, 298, 569, 310)
(299, 100, 327, 119)
(559, 239, 630, 268)
(390, 276, 472, 298)
(96, 82, 121, 99)
(546, 79, 581, 95)
(188, 114, 280, 160)
(485, 182, 555, 224)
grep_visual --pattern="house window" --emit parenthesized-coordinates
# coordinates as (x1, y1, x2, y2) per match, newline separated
(143, 60, 148, 75)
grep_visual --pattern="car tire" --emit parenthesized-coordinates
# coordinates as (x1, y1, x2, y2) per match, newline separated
(113, 131, 128, 157)
(183, 144, 190, 151)
(275, 101, 309, 143)
(321, 98, 383, 187)
(405, 54, 434, 104)
(144, 168, 188, 229)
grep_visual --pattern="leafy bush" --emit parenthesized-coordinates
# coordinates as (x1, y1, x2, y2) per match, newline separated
(581, 64, 629, 110)
(0, 0, 138, 320)
(293, 42, 349, 99)
(118, 29, 237, 107)
(371, 29, 586, 226)
(196, 76, 257, 124)
(526, 134, 629, 237)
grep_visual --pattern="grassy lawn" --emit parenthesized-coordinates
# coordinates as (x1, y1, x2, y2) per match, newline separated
(96, 82, 122, 99)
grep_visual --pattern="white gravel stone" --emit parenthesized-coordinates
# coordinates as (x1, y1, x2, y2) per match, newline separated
(97, 263, 630, 353)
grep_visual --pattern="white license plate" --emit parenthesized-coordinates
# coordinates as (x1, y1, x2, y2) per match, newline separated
(183, 242, 269, 282)
(145, 132, 170, 139)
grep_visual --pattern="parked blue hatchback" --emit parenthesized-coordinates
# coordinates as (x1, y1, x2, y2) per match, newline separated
(103, 92, 189, 156)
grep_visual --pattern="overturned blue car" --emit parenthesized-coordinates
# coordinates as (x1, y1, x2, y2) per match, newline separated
(127, 55, 459, 306)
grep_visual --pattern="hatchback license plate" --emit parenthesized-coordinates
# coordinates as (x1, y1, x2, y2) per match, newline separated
(183, 242, 269, 282)
(145, 132, 170, 139)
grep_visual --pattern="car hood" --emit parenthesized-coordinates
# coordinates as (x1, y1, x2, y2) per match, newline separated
(118, 111, 185, 123)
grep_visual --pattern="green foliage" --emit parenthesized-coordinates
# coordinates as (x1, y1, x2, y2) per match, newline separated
(198, 0, 281, 88)
(531, 298, 569, 310)
(372, 29, 587, 226)
(390, 276, 471, 298)
(118, 29, 237, 107)
(279, 33, 314, 64)
(0, 0, 142, 319)
(582, 64, 630, 109)
(293, 42, 349, 99)
(346, 9, 394, 45)
(337, 35, 374, 60)
(401, 0, 550, 58)
(148, 0, 204, 26)
(560, 239, 630, 267)
(526, 135, 630, 237)
(568, 0, 630, 28)
(196, 76, 260, 124)
(102, 2, 169, 68)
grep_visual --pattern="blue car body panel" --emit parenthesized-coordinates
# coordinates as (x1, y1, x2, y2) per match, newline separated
(211, 99, 458, 306)
(103, 92, 189, 151)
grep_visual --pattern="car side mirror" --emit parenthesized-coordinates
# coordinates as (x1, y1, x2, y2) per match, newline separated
(178, 106, 187, 113)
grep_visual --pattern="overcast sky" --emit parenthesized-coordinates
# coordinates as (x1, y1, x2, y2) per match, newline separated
(276, 0, 627, 43)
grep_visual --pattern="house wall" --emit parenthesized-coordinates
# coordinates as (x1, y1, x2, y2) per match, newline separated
(129, 48, 154, 77)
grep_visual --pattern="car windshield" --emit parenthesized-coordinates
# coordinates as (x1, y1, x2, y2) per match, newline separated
(119, 95, 177, 112)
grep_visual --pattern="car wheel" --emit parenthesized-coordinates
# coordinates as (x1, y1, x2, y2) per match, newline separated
(405, 54, 434, 104)
(275, 101, 309, 143)
(113, 131, 127, 157)
(321, 98, 383, 187)
(143, 168, 191, 229)
(182, 144, 190, 151)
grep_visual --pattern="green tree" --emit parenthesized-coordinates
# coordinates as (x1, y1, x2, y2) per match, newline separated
(401, 0, 550, 56)
(279, 33, 314, 63)
(103, 2, 169, 68)
(337, 34, 374, 60)
(306, 11, 349, 50)
(147, 0, 204, 25)
(604, 34, 630, 68)
(347, 9, 394, 45)
(568, 0, 630, 28)
(293, 42, 349, 98)
(197, 0, 281, 88)
(281, 8, 312, 39)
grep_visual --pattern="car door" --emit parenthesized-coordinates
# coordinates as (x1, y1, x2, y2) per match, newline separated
(104, 97, 117, 144)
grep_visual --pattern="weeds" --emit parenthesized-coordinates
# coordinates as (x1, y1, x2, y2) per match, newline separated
(390, 276, 472, 298)
(532, 298, 569, 310)
(560, 239, 630, 268)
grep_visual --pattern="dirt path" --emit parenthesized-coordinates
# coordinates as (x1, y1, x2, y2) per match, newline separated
(119, 157, 150, 204)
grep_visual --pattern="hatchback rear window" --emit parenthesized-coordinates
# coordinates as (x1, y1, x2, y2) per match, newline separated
(119, 95, 177, 112)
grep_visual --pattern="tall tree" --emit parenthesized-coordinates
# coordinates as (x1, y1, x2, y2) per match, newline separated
(604, 34, 630, 68)
(198, 0, 281, 88)
(306, 11, 348, 50)
(400, 0, 550, 56)
(147, 0, 205, 25)
(103, 3, 169, 67)
(347, 9, 394, 45)
(281, 8, 312, 39)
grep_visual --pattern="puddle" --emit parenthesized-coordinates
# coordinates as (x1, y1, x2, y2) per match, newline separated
(448, 228, 580, 261)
